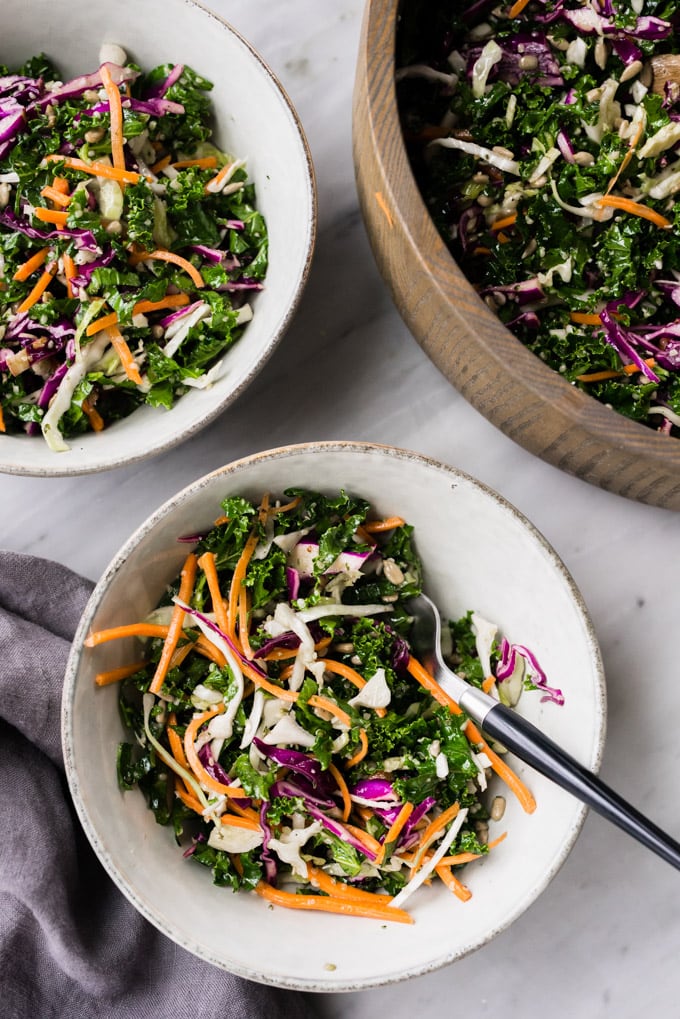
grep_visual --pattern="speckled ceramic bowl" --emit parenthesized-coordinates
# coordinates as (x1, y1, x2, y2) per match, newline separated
(0, 0, 315, 476)
(63, 441, 606, 991)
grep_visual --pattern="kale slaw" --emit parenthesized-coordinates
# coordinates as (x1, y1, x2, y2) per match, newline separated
(87, 489, 561, 921)
(0, 44, 267, 450)
(397, 0, 680, 436)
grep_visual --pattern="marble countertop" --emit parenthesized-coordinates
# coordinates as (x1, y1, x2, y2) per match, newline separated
(3, 2, 680, 1015)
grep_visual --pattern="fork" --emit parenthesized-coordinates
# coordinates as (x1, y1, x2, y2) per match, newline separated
(410, 593, 680, 870)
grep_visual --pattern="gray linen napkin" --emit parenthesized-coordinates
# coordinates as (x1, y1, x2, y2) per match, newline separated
(0, 552, 317, 1019)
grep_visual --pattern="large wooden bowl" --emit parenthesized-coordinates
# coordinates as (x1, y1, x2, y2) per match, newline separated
(352, 0, 680, 509)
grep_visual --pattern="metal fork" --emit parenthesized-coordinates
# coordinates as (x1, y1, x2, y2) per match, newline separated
(410, 593, 680, 870)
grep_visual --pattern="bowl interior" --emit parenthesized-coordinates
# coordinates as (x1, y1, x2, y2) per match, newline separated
(63, 442, 605, 991)
(0, 0, 315, 476)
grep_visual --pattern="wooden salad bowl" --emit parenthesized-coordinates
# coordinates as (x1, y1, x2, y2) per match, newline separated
(352, 0, 680, 510)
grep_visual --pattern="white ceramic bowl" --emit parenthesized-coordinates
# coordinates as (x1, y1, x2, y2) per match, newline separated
(63, 442, 606, 991)
(0, 0, 315, 476)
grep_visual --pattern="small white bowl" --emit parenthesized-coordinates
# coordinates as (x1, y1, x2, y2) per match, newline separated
(0, 0, 315, 476)
(63, 442, 606, 991)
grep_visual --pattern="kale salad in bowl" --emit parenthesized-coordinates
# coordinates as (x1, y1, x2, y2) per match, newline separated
(353, 0, 680, 508)
(63, 442, 605, 990)
(0, 0, 315, 475)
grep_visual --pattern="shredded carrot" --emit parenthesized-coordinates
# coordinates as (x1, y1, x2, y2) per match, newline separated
(174, 778, 204, 815)
(133, 293, 190, 315)
(195, 634, 227, 666)
(497, 231, 512, 244)
(128, 248, 205, 289)
(576, 358, 656, 383)
(167, 712, 191, 772)
(606, 118, 646, 196)
(481, 674, 496, 694)
(596, 194, 671, 229)
(86, 311, 119, 337)
(100, 63, 126, 173)
(12, 247, 50, 282)
(62, 252, 77, 298)
(183, 706, 248, 798)
(464, 719, 536, 813)
(40, 184, 72, 208)
(227, 531, 260, 640)
(319, 658, 387, 717)
(570, 311, 604, 325)
(106, 324, 143, 386)
(263, 636, 331, 661)
(308, 695, 352, 729)
(45, 154, 142, 184)
(171, 156, 218, 170)
(85, 622, 170, 646)
(328, 762, 352, 821)
(374, 190, 394, 229)
(343, 823, 384, 858)
(52, 175, 70, 195)
(345, 728, 369, 768)
(94, 660, 146, 686)
(149, 553, 198, 694)
(34, 207, 69, 226)
(150, 154, 172, 174)
(0, 405, 5, 433)
(270, 495, 301, 514)
(473, 246, 492, 256)
(221, 813, 261, 832)
(82, 396, 105, 432)
(238, 586, 254, 659)
(197, 551, 230, 634)
(508, 0, 531, 16)
(307, 865, 396, 907)
(254, 881, 414, 923)
(376, 802, 414, 865)
(438, 832, 507, 869)
(17, 264, 56, 313)
(407, 655, 463, 715)
(490, 213, 517, 232)
(362, 516, 405, 533)
(412, 802, 460, 872)
(434, 863, 472, 901)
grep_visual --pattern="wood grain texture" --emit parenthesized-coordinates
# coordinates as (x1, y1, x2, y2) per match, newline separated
(352, 0, 680, 509)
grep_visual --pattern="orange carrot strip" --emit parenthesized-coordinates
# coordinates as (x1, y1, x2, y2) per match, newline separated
(221, 813, 261, 832)
(497, 231, 511, 244)
(345, 729, 368, 768)
(40, 185, 72, 208)
(481, 675, 496, 694)
(12, 247, 50, 282)
(254, 881, 414, 923)
(133, 293, 190, 314)
(183, 707, 249, 798)
(434, 863, 472, 901)
(508, 0, 531, 16)
(464, 719, 536, 813)
(100, 63, 126, 172)
(570, 311, 604, 325)
(150, 155, 172, 174)
(204, 162, 238, 192)
(407, 655, 463, 714)
(86, 311, 119, 337)
(52, 175, 70, 195)
(174, 779, 204, 815)
(62, 252, 77, 298)
(271, 495, 301, 514)
(227, 532, 260, 640)
(45, 155, 142, 184)
(128, 248, 205, 289)
(362, 516, 405, 533)
(106, 325, 143, 386)
(17, 264, 56, 313)
(606, 118, 646, 196)
(264, 637, 331, 661)
(84, 622, 170, 646)
(34, 208, 69, 226)
(170, 156, 218, 170)
(473, 246, 492, 256)
(596, 194, 671, 229)
(149, 553, 198, 694)
(308, 695, 352, 729)
(319, 658, 387, 718)
(576, 358, 656, 383)
(412, 802, 461, 872)
(490, 213, 517, 231)
(228, 799, 261, 823)
(167, 712, 191, 772)
(239, 586, 254, 659)
(307, 865, 396, 906)
(328, 762, 352, 822)
(376, 802, 414, 865)
(82, 396, 105, 432)
(197, 551, 230, 634)
(0, 406, 5, 433)
(94, 660, 146, 686)
(343, 823, 383, 857)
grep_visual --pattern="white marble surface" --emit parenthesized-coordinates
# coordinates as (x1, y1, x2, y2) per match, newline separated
(3, 1, 680, 1014)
